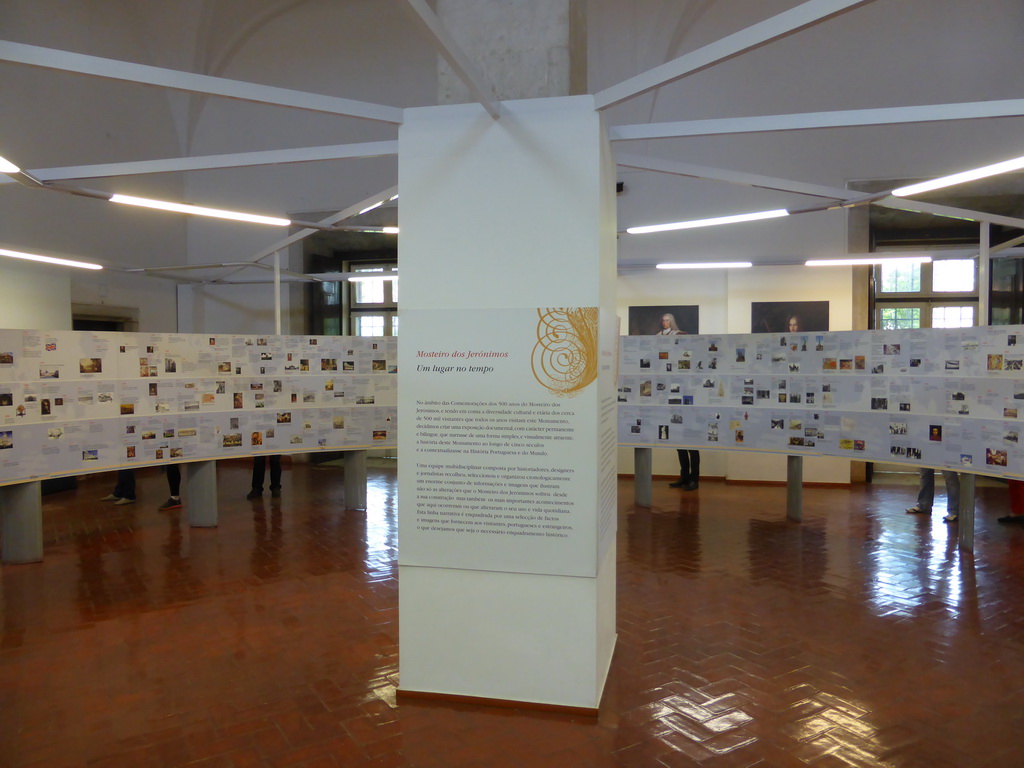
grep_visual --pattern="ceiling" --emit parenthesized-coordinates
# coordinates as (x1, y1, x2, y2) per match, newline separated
(1, 0, 1023, 282)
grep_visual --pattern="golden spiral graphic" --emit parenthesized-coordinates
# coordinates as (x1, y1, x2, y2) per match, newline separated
(531, 307, 599, 397)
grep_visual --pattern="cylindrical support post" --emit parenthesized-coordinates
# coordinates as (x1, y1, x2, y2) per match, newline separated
(786, 455, 803, 522)
(184, 461, 218, 527)
(634, 447, 653, 508)
(959, 473, 976, 551)
(1, 481, 44, 563)
(343, 450, 367, 511)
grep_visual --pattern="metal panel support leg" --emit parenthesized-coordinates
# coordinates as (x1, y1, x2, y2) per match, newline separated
(343, 450, 367, 511)
(1, 481, 43, 564)
(634, 447, 652, 508)
(185, 461, 218, 528)
(787, 455, 803, 522)
(959, 473, 975, 552)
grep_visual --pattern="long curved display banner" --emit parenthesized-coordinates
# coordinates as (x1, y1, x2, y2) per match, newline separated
(0, 330, 397, 485)
(1, 326, 1022, 486)
(617, 327, 1024, 478)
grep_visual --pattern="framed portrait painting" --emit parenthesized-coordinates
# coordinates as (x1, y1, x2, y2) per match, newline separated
(628, 305, 699, 336)
(751, 301, 829, 333)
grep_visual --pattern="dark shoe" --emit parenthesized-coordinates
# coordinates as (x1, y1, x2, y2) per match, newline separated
(158, 497, 182, 511)
(998, 515, 1024, 524)
(905, 505, 929, 514)
(270, 488, 281, 498)
(246, 489, 262, 499)
(669, 479, 686, 488)
(684, 482, 699, 491)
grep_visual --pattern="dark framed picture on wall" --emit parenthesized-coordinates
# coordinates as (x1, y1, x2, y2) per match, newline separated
(629, 305, 699, 336)
(751, 301, 829, 333)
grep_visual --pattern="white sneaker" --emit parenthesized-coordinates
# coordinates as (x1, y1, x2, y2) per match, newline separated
(114, 497, 136, 506)
(943, 513, 958, 522)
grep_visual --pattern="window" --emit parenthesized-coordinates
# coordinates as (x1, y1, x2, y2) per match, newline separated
(307, 256, 398, 337)
(874, 258, 977, 330)
(350, 265, 398, 336)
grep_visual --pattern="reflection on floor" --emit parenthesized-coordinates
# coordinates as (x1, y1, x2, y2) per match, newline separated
(2, 460, 1023, 767)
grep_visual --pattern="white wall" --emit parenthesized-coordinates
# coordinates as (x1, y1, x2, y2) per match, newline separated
(0, 260, 71, 330)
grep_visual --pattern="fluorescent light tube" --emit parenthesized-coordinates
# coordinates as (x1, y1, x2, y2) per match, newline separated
(109, 194, 291, 226)
(806, 256, 932, 267)
(348, 274, 398, 282)
(0, 247, 102, 270)
(0, 156, 20, 174)
(359, 201, 384, 215)
(656, 262, 752, 269)
(892, 154, 1024, 197)
(627, 209, 789, 235)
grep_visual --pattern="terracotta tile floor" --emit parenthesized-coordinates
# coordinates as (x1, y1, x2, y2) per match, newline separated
(3, 460, 1024, 767)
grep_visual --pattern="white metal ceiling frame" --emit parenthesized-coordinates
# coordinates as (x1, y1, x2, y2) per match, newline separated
(0, 0, 1020, 281)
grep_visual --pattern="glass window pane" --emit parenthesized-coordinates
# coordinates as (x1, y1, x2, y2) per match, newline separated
(322, 317, 340, 336)
(354, 315, 385, 336)
(932, 306, 974, 328)
(391, 268, 399, 302)
(879, 307, 920, 330)
(933, 259, 976, 292)
(391, 315, 399, 336)
(321, 282, 339, 306)
(353, 268, 385, 304)
(879, 263, 921, 293)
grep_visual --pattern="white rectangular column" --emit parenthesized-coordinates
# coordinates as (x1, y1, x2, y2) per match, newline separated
(397, 96, 617, 709)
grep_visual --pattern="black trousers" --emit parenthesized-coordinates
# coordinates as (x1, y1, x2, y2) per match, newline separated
(676, 449, 700, 484)
(252, 455, 282, 491)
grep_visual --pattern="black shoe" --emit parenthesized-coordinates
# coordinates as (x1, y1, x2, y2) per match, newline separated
(999, 515, 1024, 524)
(669, 479, 686, 488)
(270, 488, 281, 498)
(158, 497, 182, 511)
(246, 489, 262, 499)
(684, 482, 699, 491)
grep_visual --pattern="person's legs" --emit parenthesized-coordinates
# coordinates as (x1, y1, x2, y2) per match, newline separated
(105, 469, 136, 502)
(160, 465, 182, 510)
(268, 455, 282, 496)
(908, 468, 935, 513)
(249, 456, 267, 497)
(941, 470, 960, 520)
(686, 450, 700, 490)
(669, 449, 687, 487)
(116, 469, 136, 503)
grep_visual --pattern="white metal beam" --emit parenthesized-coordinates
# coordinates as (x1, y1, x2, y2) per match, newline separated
(594, 0, 880, 110)
(204, 185, 401, 285)
(610, 99, 1024, 142)
(616, 152, 850, 200)
(0, 40, 404, 124)
(875, 197, 1024, 230)
(616, 153, 1024, 230)
(0, 142, 399, 185)
(402, 0, 500, 119)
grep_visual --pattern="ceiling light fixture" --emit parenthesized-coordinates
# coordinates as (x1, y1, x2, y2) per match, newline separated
(805, 255, 932, 267)
(0, 155, 21, 174)
(109, 194, 292, 226)
(627, 208, 789, 234)
(656, 261, 753, 269)
(0, 247, 103, 270)
(891, 153, 1024, 197)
